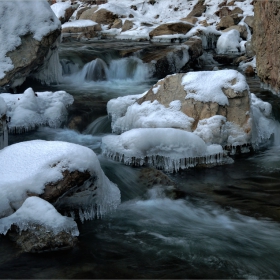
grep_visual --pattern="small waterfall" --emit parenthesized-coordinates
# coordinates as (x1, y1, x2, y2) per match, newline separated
(81, 58, 108, 81)
(60, 59, 80, 75)
(83, 116, 111, 135)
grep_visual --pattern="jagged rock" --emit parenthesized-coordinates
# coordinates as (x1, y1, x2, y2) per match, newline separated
(186, 0, 206, 17)
(222, 25, 248, 39)
(252, 0, 280, 91)
(121, 20, 133, 32)
(60, 6, 76, 24)
(111, 18, 122, 29)
(149, 22, 193, 39)
(80, 8, 117, 25)
(7, 224, 78, 253)
(137, 72, 250, 130)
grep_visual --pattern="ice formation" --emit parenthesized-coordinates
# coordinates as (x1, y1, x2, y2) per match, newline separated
(0, 197, 79, 237)
(0, 96, 8, 149)
(182, 69, 249, 106)
(112, 100, 194, 134)
(102, 128, 225, 172)
(0, 88, 74, 133)
(216, 30, 242, 55)
(0, 140, 120, 219)
(0, 1, 61, 80)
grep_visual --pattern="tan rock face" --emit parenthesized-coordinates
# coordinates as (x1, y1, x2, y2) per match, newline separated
(137, 73, 250, 130)
(121, 20, 133, 32)
(252, 1, 280, 91)
(111, 18, 122, 29)
(149, 22, 193, 38)
(0, 29, 61, 88)
(80, 8, 117, 25)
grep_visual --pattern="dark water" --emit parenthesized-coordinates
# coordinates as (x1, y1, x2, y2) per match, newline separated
(2, 41, 280, 279)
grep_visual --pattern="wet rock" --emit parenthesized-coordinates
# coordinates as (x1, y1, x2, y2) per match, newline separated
(121, 20, 134, 32)
(80, 8, 117, 25)
(149, 22, 193, 39)
(7, 224, 78, 253)
(244, 65, 255, 76)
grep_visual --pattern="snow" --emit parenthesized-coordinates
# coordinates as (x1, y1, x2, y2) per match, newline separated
(112, 100, 194, 134)
(182, 70, 249, 106)
(0, 140, 120, 218)
(102, 128, 225, 172)
(0, 197, 78, 236)
(216, 29, 242, 54)
(51, 2, 71, 19)
(0, 1, 61, 80)
(0, 88, 74, 133)
(62, 20, 98, 28)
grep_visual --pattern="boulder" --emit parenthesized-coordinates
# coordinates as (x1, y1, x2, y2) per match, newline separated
(244, 65, 255, 76)
(244, 15, 254, 29)
(186, 0, 206, 17)
(61, 6, 76, 24)
(121, 20, 134, 32)
(137, 71, 250, 131)
(111, 18, 123, 29)
(215, 6, 243, 18)
(0, 2, 61, 88)
(76, 7, 91, 20)
(80, 8, 118, 25)
(149, 22, 193, 39)
(217, 14, 242, 29)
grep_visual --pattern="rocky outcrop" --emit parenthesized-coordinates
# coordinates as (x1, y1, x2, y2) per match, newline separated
(137, 72, 250, 130)
(252, 0, 280, 92)
(149, 22, 193, 39)
(80, 8, 118, 25)
(8, 224, 78, 253)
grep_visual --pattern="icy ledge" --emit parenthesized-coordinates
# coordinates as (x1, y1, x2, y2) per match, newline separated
(102, 128, 229, 172)
(0, 196, 78, 236)
(0, 140, 121, 219)
(0, 88, 74, 133)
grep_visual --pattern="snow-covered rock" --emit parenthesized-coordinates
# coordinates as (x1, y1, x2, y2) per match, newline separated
(0, 197, 78, 252)
(216, 29, 242, 54)
(0, 140, 120, 219)
(0, 1, 62, 88)
(0, 88, 74, 133)
(102, 128, 226, 172)
(51, 2, 76, 24)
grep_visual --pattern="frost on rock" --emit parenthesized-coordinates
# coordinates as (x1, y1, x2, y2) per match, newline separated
(0, 0, 61, 80)
(182, 69, 249, 106)
(102, 128, 226, 172)
(0, 88, 74, 133)
(216, 30, 242, 55)
(0, 140, 121, 220)
(112, 100, 194, 134)
(0, 197, 78, 237)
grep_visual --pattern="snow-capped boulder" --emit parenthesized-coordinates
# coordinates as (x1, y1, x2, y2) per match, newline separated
(51, 2, 77, 24)
(222, 25, 248, 40)
(149, 22, 193, 39)
(0, 140, 121, 220)
(1, 197, 78, 253)
(108, 70, 251, 149)
(0, 1, 62, 88)
(80, 8, 118, 25)
(216, 29, 241, 54)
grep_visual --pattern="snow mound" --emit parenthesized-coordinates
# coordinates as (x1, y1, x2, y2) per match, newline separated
(216, 29, 241, 54)
(102, 128, 225, 172)
(0, 140, 120, 219)
(0, 1, 61, 80)
(0, 196, 78, 236)
(0, 88, 74, 133)
(112, 100, 194, 134)
(182, 69, 248, 106)
(62, 20, 98, 28)
(51, 2, 71, 19)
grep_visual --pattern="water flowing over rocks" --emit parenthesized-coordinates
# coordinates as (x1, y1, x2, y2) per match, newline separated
(252, 0, 280, 93)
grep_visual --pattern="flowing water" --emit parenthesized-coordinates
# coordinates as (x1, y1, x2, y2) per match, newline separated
(2, 40, 280, 279)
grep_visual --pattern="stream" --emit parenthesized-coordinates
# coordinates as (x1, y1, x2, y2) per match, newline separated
(1, 40, 280, 279)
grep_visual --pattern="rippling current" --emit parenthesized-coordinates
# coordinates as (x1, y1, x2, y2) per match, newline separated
(2, 40, 280, 279)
